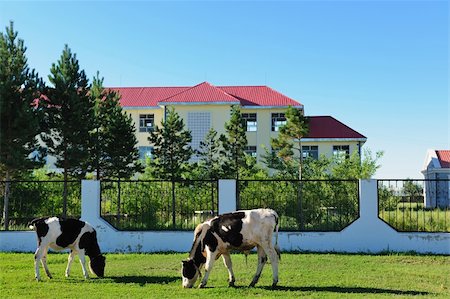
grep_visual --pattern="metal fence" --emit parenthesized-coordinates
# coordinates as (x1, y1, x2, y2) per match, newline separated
(100, 180, 218, 230)
(378, 179, 450, 232)
(237, 179, 360, 231)
(0, 180, 81, 230)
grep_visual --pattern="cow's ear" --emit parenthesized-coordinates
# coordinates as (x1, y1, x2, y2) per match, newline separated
(182, 260, 187, 265)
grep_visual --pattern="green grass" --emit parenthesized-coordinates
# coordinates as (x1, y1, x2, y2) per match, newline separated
(0, 252, 449, 298)
(380, 208, 450, 232)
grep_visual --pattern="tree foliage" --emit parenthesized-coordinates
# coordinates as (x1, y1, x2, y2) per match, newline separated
(0, 22, 47, 229)
(194, 128, 229, 180)
(42, 45, 95, 178)
(41, 45, 96, 217)
(91, 74, 142, 179)
(269, 106, 309, 179)
(222, 105, 248, 179)
(147, 107, 193, 180)
(0, 21, 47, 176)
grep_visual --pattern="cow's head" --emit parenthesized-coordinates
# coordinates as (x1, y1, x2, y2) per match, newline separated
(181, 259, 200, 288)
(89, 255, 106, 277)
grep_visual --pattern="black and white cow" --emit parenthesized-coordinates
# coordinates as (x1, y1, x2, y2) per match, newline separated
(29, 217, 105, 281)
(181, 208, 280, 288)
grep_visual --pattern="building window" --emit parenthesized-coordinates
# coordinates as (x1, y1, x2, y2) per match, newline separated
(333, 145, 350, 160)
(271, 113, 286, 131)
(139, 146, 153, 160)
(302, 146, 319, 160)
(139, 114, 154, 132)
(242, 113, 257, 132)
(244, 146, 257, 158)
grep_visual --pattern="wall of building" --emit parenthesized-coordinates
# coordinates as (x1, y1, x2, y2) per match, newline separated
(1, 180, 448, 254)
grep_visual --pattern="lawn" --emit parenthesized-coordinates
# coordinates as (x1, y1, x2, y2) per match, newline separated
(0, 252, 449, 298)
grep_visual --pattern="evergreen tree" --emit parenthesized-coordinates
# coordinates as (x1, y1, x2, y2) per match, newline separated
(270, 106, 309, 179)
(0, 22, 46, 229)
(91, 74, 143, 180)
(147, 107, 193, 180)
(147, 107, 193, 228)
(222, 105, 248, 179)
(42, 45, 95, 217)
(196, 128, 228, 179)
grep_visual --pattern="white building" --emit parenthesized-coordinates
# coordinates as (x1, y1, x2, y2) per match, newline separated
(421, 149, 450, 208)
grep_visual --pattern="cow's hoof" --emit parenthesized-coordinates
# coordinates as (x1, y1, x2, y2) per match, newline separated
(198, 283, 206, 289)
(249, 282, 256, 288)
(228, 281, 236, 288)
(271, 282, 278, 289)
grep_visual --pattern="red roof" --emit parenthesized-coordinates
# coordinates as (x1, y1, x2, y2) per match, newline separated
(109, 86, 189, 107)
(159, 82, 239, 104)
(109, 82, 302, 107)
(219, 85, 301, 107)
(436, 150, 450, 168)
(306, 116, 366, 140)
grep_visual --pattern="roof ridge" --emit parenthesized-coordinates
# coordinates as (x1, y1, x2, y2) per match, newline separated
(108, 86, 190, 89)
(159, 81, 239, 103)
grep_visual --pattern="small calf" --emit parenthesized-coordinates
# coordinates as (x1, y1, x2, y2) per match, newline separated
(29, 217, 105, 281)
(182, 208, 280, 288)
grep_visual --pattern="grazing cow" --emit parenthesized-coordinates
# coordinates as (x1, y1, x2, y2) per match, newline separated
(181, 208, 280, 288)
(29, 217, 105, 281)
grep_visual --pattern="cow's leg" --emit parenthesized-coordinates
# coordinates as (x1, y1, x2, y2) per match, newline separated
(78, 250, 89, 279)
(65, 250, 76, 277)
(199, 250, 218, 288)
(221, 253, 236, 287)
(261, 242, 279, 288)
(40, 247, 52, 279)
(249, 245, 267, 287)
(34, 247, 44, 281)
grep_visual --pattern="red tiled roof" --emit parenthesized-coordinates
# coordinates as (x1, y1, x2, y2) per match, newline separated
(219, 85, 301, 107)
(159, 82, 240, 104)
(436, 150, 450, 168)
(109, 82, 302, 107)
(306, 116, 366, 140)
(109, 86, 189, 107)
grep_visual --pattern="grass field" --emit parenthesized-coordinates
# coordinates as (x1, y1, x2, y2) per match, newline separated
(1, 252, 449, 298)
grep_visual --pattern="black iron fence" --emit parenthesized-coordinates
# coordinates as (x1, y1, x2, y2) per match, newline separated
(237, 179, 359, 231)
(378, 179, 450, 232)
(0, 180, 81, 230)
(100, 180, 218, 230)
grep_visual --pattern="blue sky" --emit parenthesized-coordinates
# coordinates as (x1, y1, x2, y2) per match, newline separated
(1, 1, 448, 178)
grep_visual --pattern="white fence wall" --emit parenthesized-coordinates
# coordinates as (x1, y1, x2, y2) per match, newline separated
(1, 179, 449, 254)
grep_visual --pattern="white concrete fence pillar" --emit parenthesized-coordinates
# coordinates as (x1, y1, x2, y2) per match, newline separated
(81, 180, 101, 226)
(218, 179, 237, 214)
(359, 179, 379, 222)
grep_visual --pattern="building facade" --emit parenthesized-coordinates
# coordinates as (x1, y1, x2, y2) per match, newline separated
(112, 81, 367, 163)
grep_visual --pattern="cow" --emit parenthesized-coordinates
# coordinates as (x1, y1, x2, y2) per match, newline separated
(29, 217, 105, 281)
(181, 208, 280, 288)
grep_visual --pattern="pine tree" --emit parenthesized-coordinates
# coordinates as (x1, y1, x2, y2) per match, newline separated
(222, 105, 248, 180)
(147, 107, 193, 180)
(270, 106, 309, 179)
(147, 107, 193, 227)
(91, 74, 143, 180)
(196, 128, 228, 179)
(42, 45, 95, 217)
(0, 22, 46, 229)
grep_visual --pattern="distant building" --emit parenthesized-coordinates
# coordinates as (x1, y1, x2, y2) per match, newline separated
(422, 149, 450, 208)
(112, 81, 367, 163)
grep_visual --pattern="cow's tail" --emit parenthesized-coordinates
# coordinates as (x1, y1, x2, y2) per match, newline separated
(273, 211, 281, 260)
